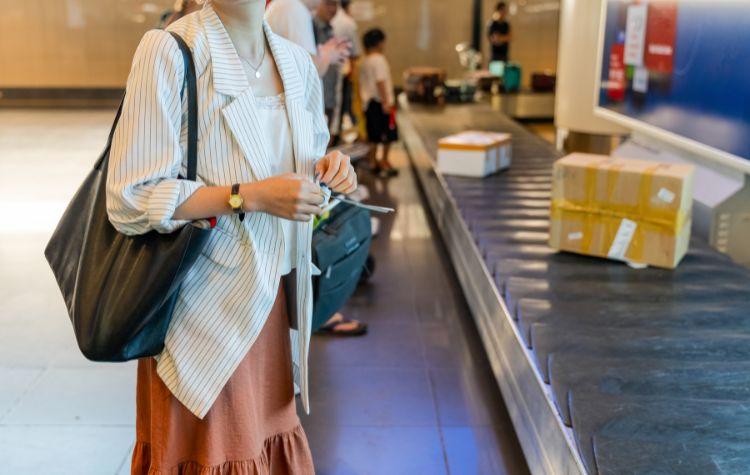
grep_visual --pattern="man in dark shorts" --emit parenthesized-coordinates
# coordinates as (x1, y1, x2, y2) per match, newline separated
(488, 2, 512, 62)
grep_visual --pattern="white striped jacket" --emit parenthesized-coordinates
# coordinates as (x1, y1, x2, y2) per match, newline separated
(106, 5, 329, 418)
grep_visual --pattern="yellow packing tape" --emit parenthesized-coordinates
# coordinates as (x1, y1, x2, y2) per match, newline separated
(551, 206, 683, 263)
(550, 200, 690, 236)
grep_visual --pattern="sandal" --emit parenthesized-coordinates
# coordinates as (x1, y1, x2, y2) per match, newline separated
(378, 167, 399, 178)
(377, 163, 399, 178)
(316, 317, 368, 337)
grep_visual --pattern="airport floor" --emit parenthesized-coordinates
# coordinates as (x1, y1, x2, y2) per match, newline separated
(0, 109, 529, 475)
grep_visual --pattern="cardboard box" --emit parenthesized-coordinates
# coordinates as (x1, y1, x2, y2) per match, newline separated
(549, 153, 694, 269)
(437, 131, 512, 178)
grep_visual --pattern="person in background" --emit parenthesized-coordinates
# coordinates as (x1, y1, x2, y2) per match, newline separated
(160, 0, 202, 28)
(313, 0, 345, 144)
(268, 0, 367, 337)
(331, 0, 360, 136)
(360, 28, 398, 177)
(265, 0, 349, 78)
(488, 1, 512, 62)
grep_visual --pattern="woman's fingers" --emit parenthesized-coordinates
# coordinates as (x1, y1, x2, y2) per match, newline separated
(314, 159, 327, 180)
(341, 181, 358, 195)
(295, 203, 324, 217)
(299, 180, 325, 205)
(321, 152, 344, 184)
(291, 205, 323, 221)
(290, 205, 320, 222)
(321, 153, 357, 193)
(319, 152, 357, 190)
(331, 165, 358, 193)
(327, 161, 351, 190)
(299, 192, 325, 206)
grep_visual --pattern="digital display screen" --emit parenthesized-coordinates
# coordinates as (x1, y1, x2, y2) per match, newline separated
(598, 1, 750, 163)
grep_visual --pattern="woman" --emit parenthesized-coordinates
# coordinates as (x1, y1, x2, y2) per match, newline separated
(106, 0, 357, 472)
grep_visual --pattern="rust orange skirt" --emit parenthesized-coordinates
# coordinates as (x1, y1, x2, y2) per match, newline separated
(131, 283, 315, 475)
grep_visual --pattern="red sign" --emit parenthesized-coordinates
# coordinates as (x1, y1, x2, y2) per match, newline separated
(645, 2, 678, 73)
(607, 43, 626, 102)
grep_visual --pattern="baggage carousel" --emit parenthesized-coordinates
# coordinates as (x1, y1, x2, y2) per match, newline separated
(398, 99, 750, 475)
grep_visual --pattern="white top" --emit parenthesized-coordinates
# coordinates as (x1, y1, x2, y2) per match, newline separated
(255, 93, 297, 276)
(265, 0, 317, 56)
(331, 9, 360, 57)
(359, 52, 394, 106)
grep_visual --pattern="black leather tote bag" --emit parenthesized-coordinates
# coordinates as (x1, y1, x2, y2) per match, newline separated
(44, 32, 211, 362)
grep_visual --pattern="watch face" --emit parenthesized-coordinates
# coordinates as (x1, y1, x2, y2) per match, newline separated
(229, 195, 243, 209)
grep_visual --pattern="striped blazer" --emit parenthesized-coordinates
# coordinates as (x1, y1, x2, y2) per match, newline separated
(106, 5, 329, 418)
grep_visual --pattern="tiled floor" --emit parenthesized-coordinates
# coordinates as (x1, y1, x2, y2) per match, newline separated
(0, 109, 528, 475)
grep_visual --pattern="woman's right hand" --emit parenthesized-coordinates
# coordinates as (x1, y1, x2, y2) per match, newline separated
(242, 174, 325, 222)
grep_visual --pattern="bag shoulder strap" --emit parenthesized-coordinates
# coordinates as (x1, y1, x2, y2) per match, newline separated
(168, 31, 198, 181)
(98, 31, 198, 181)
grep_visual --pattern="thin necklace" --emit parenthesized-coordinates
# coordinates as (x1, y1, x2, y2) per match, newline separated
(239, 45, 266, 80)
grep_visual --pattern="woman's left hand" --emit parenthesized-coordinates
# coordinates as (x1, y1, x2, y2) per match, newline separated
(315, 150, 358, 195)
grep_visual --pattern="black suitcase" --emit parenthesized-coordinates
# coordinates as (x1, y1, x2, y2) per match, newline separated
(403, 67, 446, 105)
(531, 72, 556, 92)
(311, 203, 372, 331)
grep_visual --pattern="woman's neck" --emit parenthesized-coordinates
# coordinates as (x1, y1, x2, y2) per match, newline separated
(211, 0, 266, 61)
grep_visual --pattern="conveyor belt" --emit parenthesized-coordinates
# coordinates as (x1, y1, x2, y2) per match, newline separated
(400, 101, 750, 474)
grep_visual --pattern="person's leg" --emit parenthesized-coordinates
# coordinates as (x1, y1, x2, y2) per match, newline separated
(381, 142, 392, 167)
(325, 108, 340, 147)
(342, 76, 354, 126)
(367, 142, 379, 170)
(377, 142, 399, 177)
(364, 100, 383, 171)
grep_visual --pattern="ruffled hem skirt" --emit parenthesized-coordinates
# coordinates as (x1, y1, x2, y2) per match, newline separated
(131, 425, 312, 474)
(131, 282, 314, 475)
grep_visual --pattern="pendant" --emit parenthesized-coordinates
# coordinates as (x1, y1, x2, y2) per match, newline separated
(255, 71, 261, 79)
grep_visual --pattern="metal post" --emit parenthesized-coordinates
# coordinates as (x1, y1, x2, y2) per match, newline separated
(472, 0, 483, 53)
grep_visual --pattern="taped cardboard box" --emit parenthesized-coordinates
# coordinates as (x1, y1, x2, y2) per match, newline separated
(437, 131, 512, 178)
(549, 153, 694, 269)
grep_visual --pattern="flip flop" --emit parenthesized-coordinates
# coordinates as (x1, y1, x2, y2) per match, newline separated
(378, 167, 399, 178)
(316, 318, 368, 337)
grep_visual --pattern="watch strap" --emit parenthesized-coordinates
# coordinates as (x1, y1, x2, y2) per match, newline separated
(230, 183, 245, 222)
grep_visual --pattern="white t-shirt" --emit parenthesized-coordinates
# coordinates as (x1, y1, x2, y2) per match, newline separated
(359, 53, 393, 106)
(331, 10, 360, 57)
(255, 93, 297, 275)
(265, 0, 317, 56)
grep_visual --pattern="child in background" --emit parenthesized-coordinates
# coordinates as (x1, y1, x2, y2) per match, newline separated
(360, 28, 398, 177)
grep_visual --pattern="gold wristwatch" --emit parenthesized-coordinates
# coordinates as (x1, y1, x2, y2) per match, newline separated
(228, 183, 245, 222)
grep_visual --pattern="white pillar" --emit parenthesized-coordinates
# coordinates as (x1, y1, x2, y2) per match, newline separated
(554, 0, 627, 138)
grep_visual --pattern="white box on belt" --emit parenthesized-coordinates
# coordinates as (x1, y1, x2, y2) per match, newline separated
(437, 131, 512, 178)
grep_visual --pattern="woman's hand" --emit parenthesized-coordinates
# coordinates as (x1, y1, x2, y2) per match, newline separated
(315, 150, 358, 195)
(243, 174, 325, 222)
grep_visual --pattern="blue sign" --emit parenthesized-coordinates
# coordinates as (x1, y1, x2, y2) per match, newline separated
(599, 1, 750, 163)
